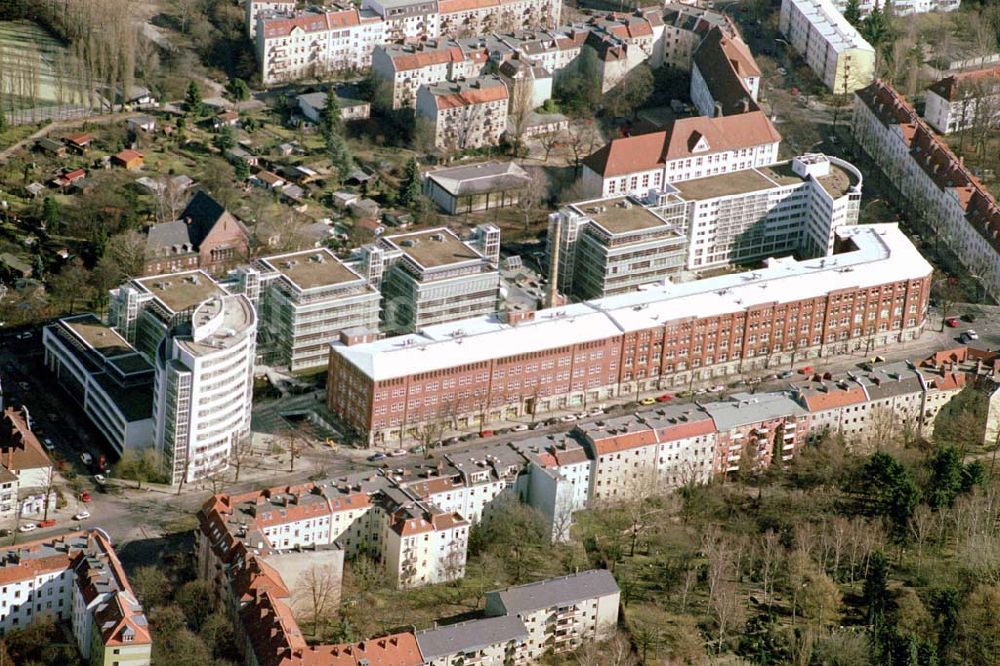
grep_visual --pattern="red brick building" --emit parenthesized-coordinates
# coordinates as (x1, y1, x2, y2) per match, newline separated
(329, 225, 932, 446)
(143, 191, 250, 276)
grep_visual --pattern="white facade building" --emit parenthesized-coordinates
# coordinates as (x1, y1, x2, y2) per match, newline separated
(923, 66, 1000, 134)
(828, 0, 960, 16)
(415, 75, 509, 151)
(153, 294, 257, 486)
(779, 0, 876, 93)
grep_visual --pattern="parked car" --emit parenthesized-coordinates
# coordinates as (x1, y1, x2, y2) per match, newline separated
(80, 452, 93, 465)
(710, 384, 725, 392)
(93, 474, 106, 485)
(366, 453, 386, 462)
(962, 313, 977, 322)
(655, 393, 674, 403)
(945, 317, 960, 328)
(559, 414, 578, 422)
(74, 511, 91, 521)
(389, 449, 407, 457)
(0, 529, 10, 537)
(587, 408, 604, 417)
(459, 433, 478, 441)
(512, 424, 529, 432)
(409, 445, 426, 455)
(639, 398, 656, 405)
(79, 491, 91, 503)
(966, 330, 979, 340)
(479, 430, 494, 438)
(18, 523, 36, 533)
(38, 519, 56, 528)
(42, 437, 55, 451)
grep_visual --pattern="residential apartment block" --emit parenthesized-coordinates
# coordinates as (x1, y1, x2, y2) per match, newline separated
(0, 531, 151, 665)
(247, 249, 381, 371)
(0, 407, 56, 521)
(415, 75, 509, 151)
(328, 225, 932, 446)
(690, 25, 760, 118)
(779, 0, 875, 93)
(255, 8, 388, 85)
(852, 81, 1000, 302)
(923, 66, 1000, 134)
(358, 225, 502, 333)
(554, 153, 863, 299)
(153, 294, 257, 485)
(661, 4, 733, 71)
(581, 111, 782, 198)
(483, 570, 620, 658)
(245, 0, 294, 38)
(43, 315, 155, 455)
(373, 39, 489, 109)
(828, 0, 960, 16)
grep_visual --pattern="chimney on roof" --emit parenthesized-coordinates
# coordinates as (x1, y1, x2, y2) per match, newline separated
(714, 101, 723, 117)
(184, 217, 193, 225)
(741, 97, 750, 113)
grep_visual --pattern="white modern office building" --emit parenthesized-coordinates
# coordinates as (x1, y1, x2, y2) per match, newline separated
(152, 294, 257, 485)
(43, 314, 155, 455)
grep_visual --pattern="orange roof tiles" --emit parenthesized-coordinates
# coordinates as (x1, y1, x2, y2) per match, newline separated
(430, 79, 508, 109)
(590, 429, 658, 455)
(927, 66, 1000, 102)
(797, 384, 867, 411)
(391, 46, 467, 71)
(0, 407, 52, 474)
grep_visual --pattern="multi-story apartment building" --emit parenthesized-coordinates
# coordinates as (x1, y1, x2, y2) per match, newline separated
(0, 531, 151, 665)
(247, 249, 381, 371)
(415, 75, 509, 151)
(0, 407, 56, 520)
(152, 294, 257, 485)
(923, 66, 1000, 134)
(577, 404, 717, 503)
(373, 39, 488, 109)
(255, 8, 388, 85)
(706, 392, 809, 474)
(852, 81, 1000, 301)
(828, 0, 961, 16)
(362, 225, 502, 333)
(245, 0, 295, 38)
(551, 153, 863, 299)
(779, 0, 875, 93)
(437, 0, 561, 39)
(43, 315, 155, 455)
(362, 0, 440, 41)
(581, 111, 782, 198)
(661, 3, 732, 71)
(483, 570, 620, 659)
(581, 11, 665, 93)
(690, 26, 760, 118)
(328, 224, 932, 446)
(546, 195, 688, 299)
(416, 615, 530, 666)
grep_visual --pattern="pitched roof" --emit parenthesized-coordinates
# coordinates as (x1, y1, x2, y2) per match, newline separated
(416, 616, 528, 661)
(584, 112, 781, 177)
(926, 66, 1000, 102)
(489, 569, 619, 613)
(0, 407, 52, 474)
(147, 190, 246, 253)
(422, 76, 508, 110)
(693, 27, 761, 116)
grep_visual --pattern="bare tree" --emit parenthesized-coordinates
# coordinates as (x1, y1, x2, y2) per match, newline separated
(507, 78, 535, 155)
(293, 563, 342, 640)
(514, 170, 548, 231)
(538, 129, 564, 163)
(231, 435, 257, 482)
(566, 118, 602, 175)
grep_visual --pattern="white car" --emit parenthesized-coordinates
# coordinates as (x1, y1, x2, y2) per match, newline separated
(80, 452, 93, 465)
(388, 449, 407, 457)
(512, 424, 529, 432)
(93, 474, 106, 485)
(42, 438, 55, 452)
(710, 385, 725, 392)
(74, 511, 91, 521)
(965, 330, 979, 341)
(18, 523, 36, 533)
(559, 414, 578, 422)
(587, 408, 604, 417)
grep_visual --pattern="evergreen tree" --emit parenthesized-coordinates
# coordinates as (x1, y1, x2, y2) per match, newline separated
(320, 91, 343, 153)
(185, 80, 204, 116)
(227, 77, 251, 102)
(234, 158, 250, 182)
(398, 157, 421, 207)
(41, 196, 61, 230)
(864, 550, 890, 624)
(214, 125, 236, 152)
(862, 5, 892, 47)
(844, 0, 862, 27)
(328, 133, 354, 183)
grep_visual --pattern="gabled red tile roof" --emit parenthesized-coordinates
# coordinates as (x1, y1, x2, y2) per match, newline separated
(391, 46, 467, 71)
(0, 407, 52, 474)
(927, 66, 1000, 102)
(657, 417, 716, 442)
(589, 429, 658, 455)
(797, 383, 867, 411)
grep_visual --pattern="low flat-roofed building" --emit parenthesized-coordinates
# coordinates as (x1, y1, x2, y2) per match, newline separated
(248, 248, 381, 371)
(425, 161, 532, 215)
(43, 314, 155, 455)
(366, 225, 502, 333)
(416, 615, 530, 665)
(484, 569, 619, 659)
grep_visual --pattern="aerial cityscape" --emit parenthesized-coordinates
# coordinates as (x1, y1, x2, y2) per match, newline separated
(0, 0, 998, 663)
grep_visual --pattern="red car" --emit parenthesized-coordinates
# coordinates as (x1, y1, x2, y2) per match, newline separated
(655, 393, 674, 403)
(945, 317, 960, 328)
(80, 491, 91, 503)
(38, 519, 56, 528)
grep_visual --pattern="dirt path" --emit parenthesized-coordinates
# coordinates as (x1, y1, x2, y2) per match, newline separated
(0, 111, 138, 163)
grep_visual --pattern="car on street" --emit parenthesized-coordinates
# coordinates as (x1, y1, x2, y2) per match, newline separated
(80, 452, 93, 465)
(0, 529, 10, 537)
(479, 430, 494, 438)
(460, 433, 478, 441)
(962, 313, 976, 322)
(710, 384, 725, 392)
(74, 511, 91, 521)
(964, 330, 979, 341)
(587, 408, 604, 417)
(655, 393, 674, 403)
(366, 453, 386, 462)
(409, 445, 426, 455)
(512, 424, 529, 431)
(18, 523, 36, 533)
(559, 414, 578, 422)
(79, 491, 91, 503)
(38, 519, 56, 528)
(639, 398, 656, 405)
(93, 474, 106, 485)
(945, 317, 960, 327)
(389, 449, 407, 457)
(42, 437, 55, 452)
(15, 332, 32, 340)
(779, 371, 795, 379)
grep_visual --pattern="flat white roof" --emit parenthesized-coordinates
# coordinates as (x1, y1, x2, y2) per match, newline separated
(333, 225, 930, 381)
(787, 0, 874, 54)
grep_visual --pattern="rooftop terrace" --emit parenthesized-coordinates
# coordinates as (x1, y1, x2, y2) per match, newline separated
(135, 271, 226, 313)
